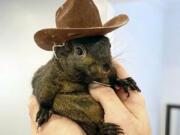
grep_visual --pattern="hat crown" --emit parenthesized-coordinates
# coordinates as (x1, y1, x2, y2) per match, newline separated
(56, 0, 102, 28)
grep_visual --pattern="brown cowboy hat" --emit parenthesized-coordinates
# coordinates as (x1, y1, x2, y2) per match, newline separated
(34, 0, 129, 51)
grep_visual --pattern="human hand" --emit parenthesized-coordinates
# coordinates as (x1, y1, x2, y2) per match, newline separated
(28, 60, 151, 135)
(89, 60, 152, 135)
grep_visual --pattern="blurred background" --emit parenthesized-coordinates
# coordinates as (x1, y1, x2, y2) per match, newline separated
(0, 0, 180, 135)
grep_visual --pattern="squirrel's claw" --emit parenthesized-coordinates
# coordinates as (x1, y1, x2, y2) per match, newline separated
(115, 77, 141, 97)
(36, 107, 52, 128)
(98, 122, 124, 135)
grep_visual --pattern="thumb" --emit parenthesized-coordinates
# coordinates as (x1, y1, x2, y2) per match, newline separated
(89, 84, 132, 122)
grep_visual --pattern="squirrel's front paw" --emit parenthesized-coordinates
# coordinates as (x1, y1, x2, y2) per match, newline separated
(36, 107, 52, 128)
(97, 122, 124, 135)
(115, 77, 141, 97)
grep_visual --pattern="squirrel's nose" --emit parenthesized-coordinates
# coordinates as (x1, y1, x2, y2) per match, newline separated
(103, 63, 110, 72)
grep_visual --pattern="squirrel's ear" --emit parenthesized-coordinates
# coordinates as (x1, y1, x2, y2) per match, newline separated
(54, 46, 66, 58)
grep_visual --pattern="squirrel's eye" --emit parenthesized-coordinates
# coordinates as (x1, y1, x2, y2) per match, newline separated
(75, 47, 84, 55)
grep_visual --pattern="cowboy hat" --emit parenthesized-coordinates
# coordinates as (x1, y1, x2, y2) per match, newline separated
(34, 0, 129, 51)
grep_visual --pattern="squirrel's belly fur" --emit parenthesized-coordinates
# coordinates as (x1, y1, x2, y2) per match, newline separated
(53, 93, 104, 124)
(32, 58, 104, 131)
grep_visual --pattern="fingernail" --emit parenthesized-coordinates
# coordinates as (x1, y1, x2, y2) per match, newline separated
(89, 83, 101, 89)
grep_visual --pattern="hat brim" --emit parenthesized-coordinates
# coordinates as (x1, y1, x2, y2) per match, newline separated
(34, 14, 129, 51)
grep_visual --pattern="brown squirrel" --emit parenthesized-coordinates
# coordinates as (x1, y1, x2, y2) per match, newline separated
(32, 35, 140, 135)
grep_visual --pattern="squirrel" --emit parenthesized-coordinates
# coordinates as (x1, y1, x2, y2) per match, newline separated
(32, 35, 141, 135)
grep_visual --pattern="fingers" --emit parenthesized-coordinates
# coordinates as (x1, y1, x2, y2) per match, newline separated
(112, 59, 142, 100)
(112, 59, 130, 79)
(116, 88, 147, 120)
(28, 95, 39, 135)
(30, 117, 38, 135)
(89, 85, 134, 123)
(112, 59, 147, 120)
(28, 95, 39, 122)
(37, 115, 86, 135)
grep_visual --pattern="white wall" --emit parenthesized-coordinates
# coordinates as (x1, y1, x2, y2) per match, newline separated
(160, 1, 180, 135)
(0, 1, 63, 134)
(162, 2, 180, 104)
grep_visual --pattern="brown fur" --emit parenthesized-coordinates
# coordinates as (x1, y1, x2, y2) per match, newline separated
(32, 36, 139, 135)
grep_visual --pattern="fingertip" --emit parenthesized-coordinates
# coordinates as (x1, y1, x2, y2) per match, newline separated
(112, 59, 129, 79)
(89, 84, 117, 102)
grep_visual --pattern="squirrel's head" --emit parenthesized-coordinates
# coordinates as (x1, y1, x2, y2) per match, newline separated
(53, 36, 117, 84)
